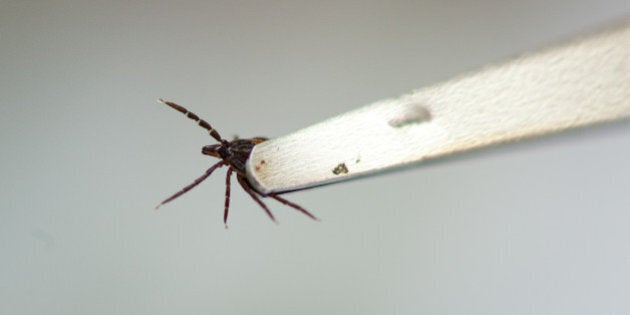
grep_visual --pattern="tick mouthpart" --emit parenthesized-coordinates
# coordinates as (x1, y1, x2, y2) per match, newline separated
(202, 144, 222, 158)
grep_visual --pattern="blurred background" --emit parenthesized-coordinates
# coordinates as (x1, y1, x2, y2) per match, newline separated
(1, 1, 629, 314)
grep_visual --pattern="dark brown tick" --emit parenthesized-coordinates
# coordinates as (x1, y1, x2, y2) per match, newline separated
(155, 99, 318, 225)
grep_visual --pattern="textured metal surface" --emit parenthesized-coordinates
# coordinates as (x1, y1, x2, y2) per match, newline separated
(247, 20, 630, 194)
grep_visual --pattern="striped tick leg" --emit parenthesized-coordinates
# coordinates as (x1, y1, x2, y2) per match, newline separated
(158, 99, 225, 143)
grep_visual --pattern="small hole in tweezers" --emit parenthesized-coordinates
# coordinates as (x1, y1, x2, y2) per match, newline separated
(388, 105, 431, 128)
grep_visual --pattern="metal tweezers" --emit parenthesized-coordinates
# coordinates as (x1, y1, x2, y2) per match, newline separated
(246, 19, 630, 195)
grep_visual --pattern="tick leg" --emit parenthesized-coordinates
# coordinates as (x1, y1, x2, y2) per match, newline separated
(158, 99, 225, 143)
(269, 194, 319, 221)
(224, 168, 233, 225)
(237, 175, 277, 223)
(155, 161, 224, 209)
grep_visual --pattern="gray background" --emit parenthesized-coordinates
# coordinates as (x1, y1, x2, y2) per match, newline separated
(2, 1, 629, 314)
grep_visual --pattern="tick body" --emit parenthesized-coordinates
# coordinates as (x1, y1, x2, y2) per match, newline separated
(155, 99, 317, 225)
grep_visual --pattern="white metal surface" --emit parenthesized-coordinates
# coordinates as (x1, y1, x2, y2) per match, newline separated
(247, 20, 630, 194)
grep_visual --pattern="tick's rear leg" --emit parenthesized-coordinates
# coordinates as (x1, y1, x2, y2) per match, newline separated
(224, 168, 233, 226)
(237, 175, 277, 223)
(269, 194, 319, 221)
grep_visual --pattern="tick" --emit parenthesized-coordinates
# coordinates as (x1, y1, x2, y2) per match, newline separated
(155, 99, 318, 225)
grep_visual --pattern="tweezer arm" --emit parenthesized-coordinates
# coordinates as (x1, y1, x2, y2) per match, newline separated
(247, 20, 630, 195)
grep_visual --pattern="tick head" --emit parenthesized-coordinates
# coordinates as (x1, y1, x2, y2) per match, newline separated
(202, 144, 222, 158)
